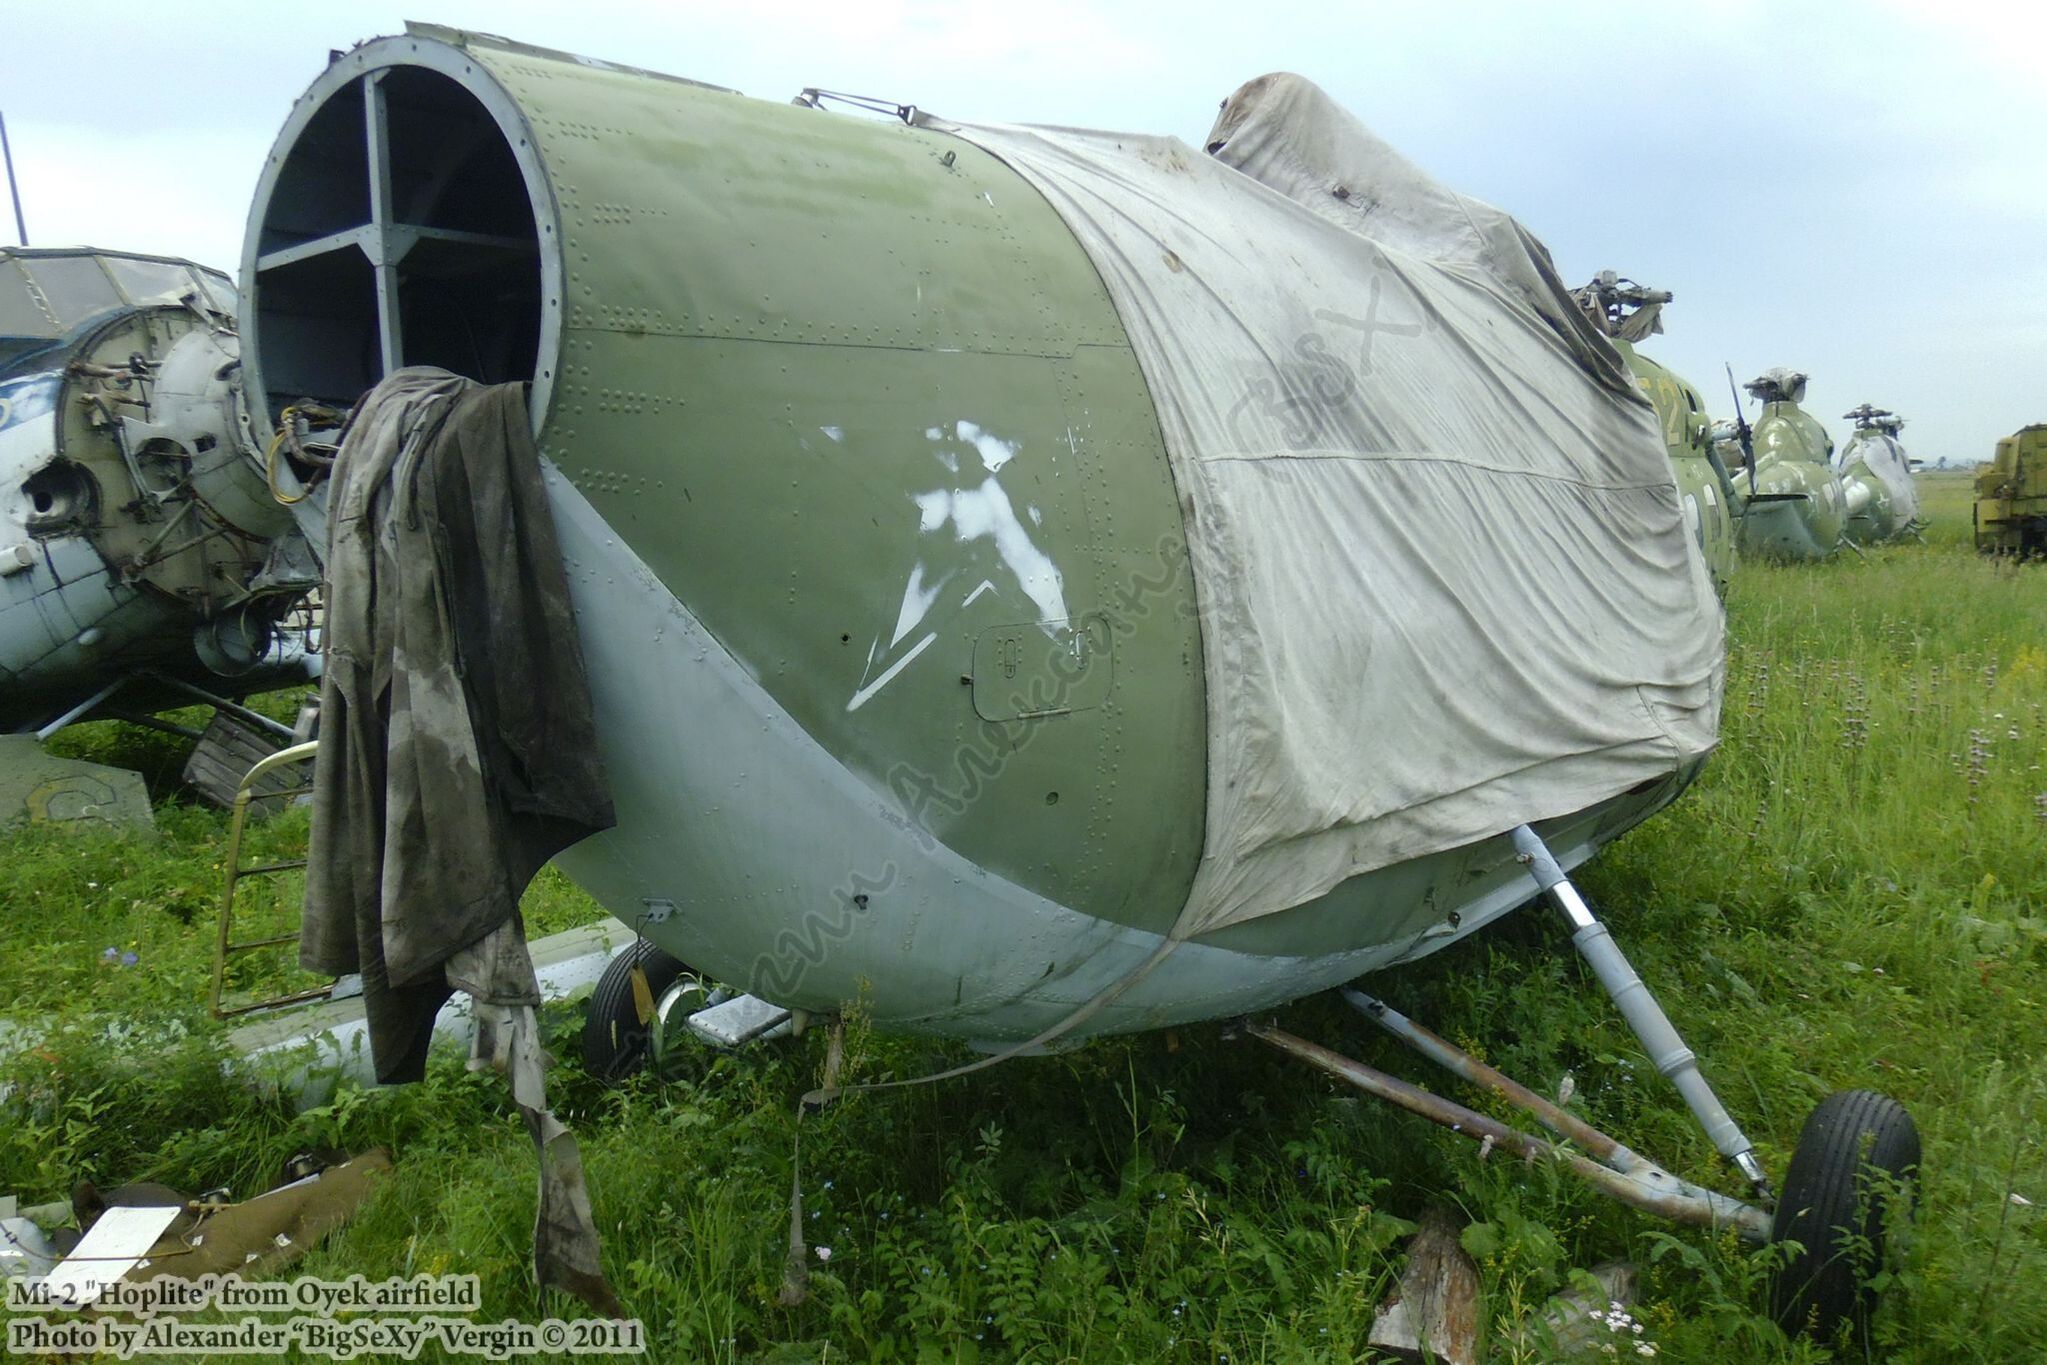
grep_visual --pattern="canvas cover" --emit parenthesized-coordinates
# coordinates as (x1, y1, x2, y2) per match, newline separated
(934, 74, 1723, 941)
(1746, 367, 1810, 404)
(1842, 429, 1922, 525)
(1610, 300, 1667, 344)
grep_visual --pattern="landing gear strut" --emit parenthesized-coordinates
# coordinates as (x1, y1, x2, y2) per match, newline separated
(1251, 824, 1918, 1343)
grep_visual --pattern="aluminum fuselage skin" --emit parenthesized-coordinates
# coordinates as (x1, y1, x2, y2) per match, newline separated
(0, 295, 306, 730)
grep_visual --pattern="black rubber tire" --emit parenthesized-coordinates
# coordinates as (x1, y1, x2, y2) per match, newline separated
(582, 940, 692, 1082)
(1769, 1089, 1920, 1344)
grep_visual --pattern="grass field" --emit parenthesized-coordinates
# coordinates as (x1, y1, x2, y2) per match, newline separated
(1, 470, 2041, 1362)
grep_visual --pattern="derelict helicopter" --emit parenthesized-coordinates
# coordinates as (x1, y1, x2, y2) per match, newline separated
(1572, 272, 1737, 592)
(0, 247, 325, 822)
(1835, 404, 1924, 543)
(200, 31, 1924, 1340)
(1723, 368, 1850, 562)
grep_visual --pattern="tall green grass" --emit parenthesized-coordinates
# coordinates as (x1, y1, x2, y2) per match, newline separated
(0, 472, 2039, 1361)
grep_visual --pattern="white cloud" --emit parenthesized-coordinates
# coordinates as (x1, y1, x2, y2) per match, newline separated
(8, 126, 260, 281)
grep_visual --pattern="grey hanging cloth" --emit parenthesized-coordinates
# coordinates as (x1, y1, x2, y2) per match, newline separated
(299, 366, 620, 1314)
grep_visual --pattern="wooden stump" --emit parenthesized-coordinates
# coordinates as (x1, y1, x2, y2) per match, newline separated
(1368, 1205, 1481, 1365)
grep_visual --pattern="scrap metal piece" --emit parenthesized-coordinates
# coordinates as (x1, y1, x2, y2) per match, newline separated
(183, 709, 293, 812)
(686, 993, 794, 1048)
(126, 1151, 392, 1283)
(227, 918, 638, 1106)
(35, 1204, 181, 1307)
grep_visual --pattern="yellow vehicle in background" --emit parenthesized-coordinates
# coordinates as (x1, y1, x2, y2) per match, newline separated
(1976, 423, 2047, 556)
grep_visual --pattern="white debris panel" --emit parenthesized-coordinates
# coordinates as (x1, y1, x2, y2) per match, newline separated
(934, 74, 1724, 940)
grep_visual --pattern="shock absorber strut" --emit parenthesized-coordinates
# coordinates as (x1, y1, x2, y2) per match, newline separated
(1511, 824, 1772, 1201)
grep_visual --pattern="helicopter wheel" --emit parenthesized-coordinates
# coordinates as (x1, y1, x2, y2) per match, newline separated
(1768, 1089, 1920, 1345)
(583, 939, 697, 1083)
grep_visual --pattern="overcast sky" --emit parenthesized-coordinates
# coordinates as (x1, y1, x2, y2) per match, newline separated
(5, 1, 2040, 462)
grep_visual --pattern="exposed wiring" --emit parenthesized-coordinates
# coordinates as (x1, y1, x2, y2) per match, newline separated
(265, 403, 345, 506)
(265, 426, 308, 506)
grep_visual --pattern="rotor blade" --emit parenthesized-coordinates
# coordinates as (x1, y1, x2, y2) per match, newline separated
(1725, 363, 1758, 497)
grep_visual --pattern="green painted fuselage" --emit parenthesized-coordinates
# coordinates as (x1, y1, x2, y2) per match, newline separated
(1615, 342, 1737, 592)
(1739, 402, 1847, 561)
(240, 31, 1708, 1041)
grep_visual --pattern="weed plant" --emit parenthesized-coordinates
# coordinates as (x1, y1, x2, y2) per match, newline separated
(0, 474, 2039, 1361)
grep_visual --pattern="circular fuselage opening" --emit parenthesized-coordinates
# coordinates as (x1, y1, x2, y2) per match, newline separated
(243, 48, 556, 428)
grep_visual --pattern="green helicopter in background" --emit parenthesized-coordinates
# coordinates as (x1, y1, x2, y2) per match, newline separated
(1573, 273, 1738, 592)
(1721, 368, 1849, 562)
(1835, 404, 1924, 544)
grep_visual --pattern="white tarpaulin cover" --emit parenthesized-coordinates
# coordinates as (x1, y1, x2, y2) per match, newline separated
(935, 74, 1724, 941)
(1841, 429, 1922, 526)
